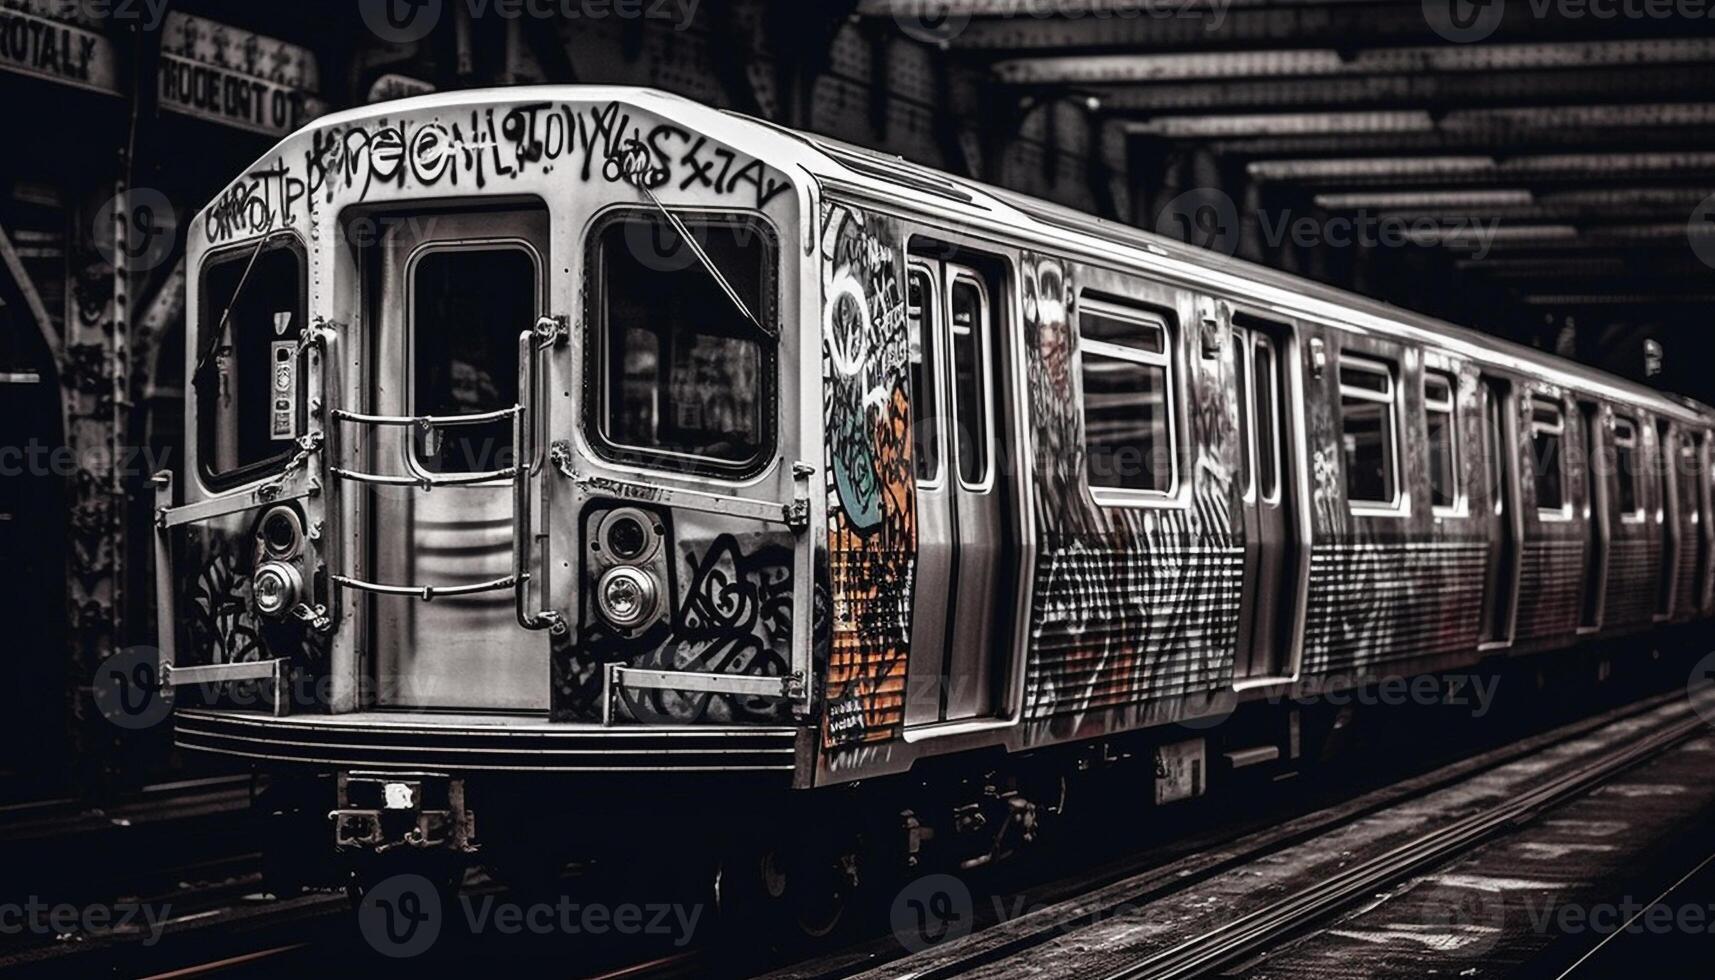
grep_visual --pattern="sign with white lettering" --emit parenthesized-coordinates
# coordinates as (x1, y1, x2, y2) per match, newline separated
(0, 5, 117, 94)
(157, 12, 324, 137)
(368, 72, 434, 104)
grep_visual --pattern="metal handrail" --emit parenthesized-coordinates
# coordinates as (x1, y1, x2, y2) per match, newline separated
(330, 572, 520, 601)
(515, 317, 567, 634)
(331, 406, 522, 428)
(330, 465, 519, 488)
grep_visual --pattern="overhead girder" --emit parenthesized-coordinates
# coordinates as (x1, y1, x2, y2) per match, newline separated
(995, 39, 1715, 85)
(1247, 152, 1715, 185)
(1091, 64, 1715, 114)
(1125, 103, 1715, 139)
(901, 2, 1715, 53)
(1195, 127, 1715, 161)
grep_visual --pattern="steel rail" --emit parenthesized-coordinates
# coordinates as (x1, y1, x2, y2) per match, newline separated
(1102, 709, 1708, 980)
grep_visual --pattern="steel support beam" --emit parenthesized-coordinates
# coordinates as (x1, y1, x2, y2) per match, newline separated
(1095, 65, 1715, 114)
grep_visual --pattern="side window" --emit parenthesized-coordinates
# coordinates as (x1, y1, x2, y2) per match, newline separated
(1253, 336, 1281, 503)
(1080, 299, 1176, 497)
(907, 266, 942, 485)
(1425, 371, 1460, 511)
(1530, 398, 1568, 515)
(195, 241, 306, 487)
(949, 275, 993, 489)
(1338, 356, 1400, 507)
(411, 246, 537, 474)
(1613, 415, 1643, 518)
(590, 212, 776, 475)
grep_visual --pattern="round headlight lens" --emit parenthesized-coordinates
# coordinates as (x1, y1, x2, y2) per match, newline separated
(597, 566, 658, 630)
(606, 515, 649, 561)
(253, 561, 303, 618)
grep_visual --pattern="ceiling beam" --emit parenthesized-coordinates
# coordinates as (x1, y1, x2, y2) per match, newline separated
(1125, 103, 1715, 139)
(1247, 152, 1715, 184)
(996, 39, 1715, 84)
(1094, 65, 1715, 113)
(920, 2, 1715, 53)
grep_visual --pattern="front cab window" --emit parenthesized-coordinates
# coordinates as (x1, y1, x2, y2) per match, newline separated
(587, 211, 777, 476)
(194, 239, 307, 489)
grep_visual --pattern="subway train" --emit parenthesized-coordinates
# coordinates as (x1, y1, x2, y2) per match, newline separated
(152, 86, 1715, 930)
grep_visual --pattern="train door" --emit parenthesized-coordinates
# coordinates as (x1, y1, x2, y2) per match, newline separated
(903, 257, 1014, 725)
(1578, 400, 1610, 632)
(364, 208, 550, 710)
(1479, 376, 1521, 647)
(1655, 418, 1679, 619)
(1231, 314, 1300, 682)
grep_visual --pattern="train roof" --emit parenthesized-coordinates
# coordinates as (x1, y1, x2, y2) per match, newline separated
(242, 85, 1714, 426)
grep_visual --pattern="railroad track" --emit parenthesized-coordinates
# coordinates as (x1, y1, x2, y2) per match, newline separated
(792, 686, 1709, 980)
(1099, 704, 1708, 980)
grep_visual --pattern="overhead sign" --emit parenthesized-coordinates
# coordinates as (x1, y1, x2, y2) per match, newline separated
(157, 12, 325, 137)
(0, 4, 118, 94)
(367, 72, 434, 104)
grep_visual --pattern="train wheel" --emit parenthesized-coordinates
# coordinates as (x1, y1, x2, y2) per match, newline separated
(714, 834, 864, 950)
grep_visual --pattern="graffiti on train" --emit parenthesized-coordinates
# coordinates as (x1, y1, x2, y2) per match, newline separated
(820, 203, 914, 748)
(565, 531, 794, 726)
(203, 100, 791, 243)
(1018, 253, 1240, 744)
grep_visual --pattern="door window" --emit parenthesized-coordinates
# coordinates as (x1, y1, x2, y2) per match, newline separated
(908, 266, 943, 485)
(949, 276, 993, 489)
(411, 245, 537, 474)
(1530, 399, 1568, 516)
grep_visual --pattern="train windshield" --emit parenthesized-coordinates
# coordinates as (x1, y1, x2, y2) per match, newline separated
(194, 240, 306, 486)
(590, 211, 776, 474)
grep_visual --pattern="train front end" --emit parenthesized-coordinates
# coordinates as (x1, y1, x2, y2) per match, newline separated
(153, 87, 823, 867)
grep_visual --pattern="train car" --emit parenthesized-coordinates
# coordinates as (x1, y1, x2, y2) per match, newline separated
(153, 85, 1715, 928)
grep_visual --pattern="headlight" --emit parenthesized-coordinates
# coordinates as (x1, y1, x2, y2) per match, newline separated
(253, 561, 303, 618)
(597, 565, 658, 630)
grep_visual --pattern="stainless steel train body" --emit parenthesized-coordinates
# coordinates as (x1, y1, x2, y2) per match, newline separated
(156, 86, 1715, 842)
